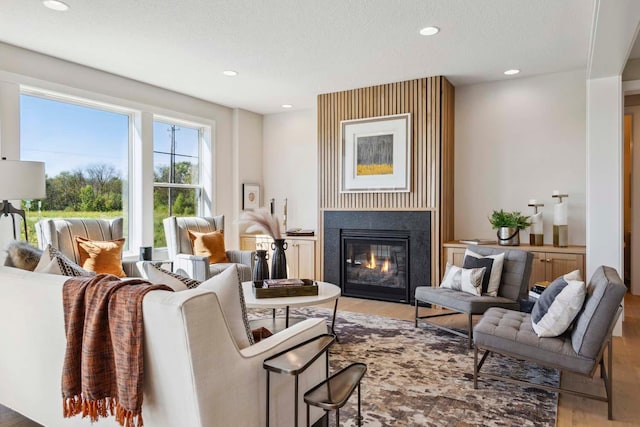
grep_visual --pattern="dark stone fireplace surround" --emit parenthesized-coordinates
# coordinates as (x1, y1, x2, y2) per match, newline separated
(324, 210, 431, 304)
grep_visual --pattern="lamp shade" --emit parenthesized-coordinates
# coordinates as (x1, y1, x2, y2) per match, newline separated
(0, 159, 46, 200)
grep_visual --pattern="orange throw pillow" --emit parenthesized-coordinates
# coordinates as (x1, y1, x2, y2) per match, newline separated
(188, 230, 230, 264)
(75, 236, 127, 277)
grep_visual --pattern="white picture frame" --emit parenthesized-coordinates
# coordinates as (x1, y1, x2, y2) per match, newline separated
(242, 183, 260, 210)
(340, 113, 411, 193)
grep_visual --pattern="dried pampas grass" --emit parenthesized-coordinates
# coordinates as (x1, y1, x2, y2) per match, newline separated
(238, 208, 282, 240)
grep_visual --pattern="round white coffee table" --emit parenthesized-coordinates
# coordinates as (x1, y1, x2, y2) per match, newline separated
(242, 281, 341, 336)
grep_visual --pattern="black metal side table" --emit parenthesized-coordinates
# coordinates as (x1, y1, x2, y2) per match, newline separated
(303, 362, 367, 427)
(263, 333, 336, 427)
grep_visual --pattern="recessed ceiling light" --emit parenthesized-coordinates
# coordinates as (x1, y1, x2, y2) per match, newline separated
(419, 26, 440, 36)
(504, 69, 520, 75)
(282, 104, 293, 109)
(222, 70, 238, 77)
(42, 0, 70, 11)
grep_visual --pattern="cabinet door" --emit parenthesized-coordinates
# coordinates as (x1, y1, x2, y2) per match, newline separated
(285, 240, 300, 279)
(529, 251, 549, 287)
(284, 239, 316, 279)
(295, 240, 316, 279)
(547, 253, 584, 280)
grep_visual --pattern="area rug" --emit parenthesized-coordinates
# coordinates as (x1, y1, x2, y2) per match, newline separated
(249, 307, 559, 427)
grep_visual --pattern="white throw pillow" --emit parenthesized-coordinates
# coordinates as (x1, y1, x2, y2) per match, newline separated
(531, 270, 586, 337)
(440, 263, 485, 296)
(34, 244, 95, 277)
(137, 261, 199, 291)
(464, 249, 505, 296)
(199, 265, 254, 348)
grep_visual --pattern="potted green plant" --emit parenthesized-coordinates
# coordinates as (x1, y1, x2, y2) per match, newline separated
(489, 210, 531, 246)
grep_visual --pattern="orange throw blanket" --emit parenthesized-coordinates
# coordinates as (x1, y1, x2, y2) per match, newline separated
(61, 274, 172, 427)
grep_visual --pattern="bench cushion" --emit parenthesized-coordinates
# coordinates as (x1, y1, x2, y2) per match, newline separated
(474, 307, 595, 375)
(415, 286, 519, 314)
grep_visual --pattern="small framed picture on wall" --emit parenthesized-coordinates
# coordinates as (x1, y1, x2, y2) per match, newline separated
(242, 183, 260, 210)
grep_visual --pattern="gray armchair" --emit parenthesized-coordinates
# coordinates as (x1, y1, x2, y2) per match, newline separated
(473, 265, 626, 420)
(163, 215, 254, 282)
(34, 217, 141, 276)
(415, 246, 533, 347)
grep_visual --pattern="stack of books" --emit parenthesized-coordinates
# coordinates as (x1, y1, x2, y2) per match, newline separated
(458, 238, 496, 245)
(286, 229, 315, 236)
(263, 278, 305, 288)
(529, 281, 550, 299)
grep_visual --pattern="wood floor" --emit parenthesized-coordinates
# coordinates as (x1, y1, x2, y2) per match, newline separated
(2, 294, 639, 427)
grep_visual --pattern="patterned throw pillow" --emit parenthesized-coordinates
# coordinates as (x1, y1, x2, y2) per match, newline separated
(440, 263, 486, 296)
(199, 265, 255, 348)
(34, 244, 95, 277)
(531, 270, 586, 337)
(463, 249, 505, 296)
(138, 261, 201, 291)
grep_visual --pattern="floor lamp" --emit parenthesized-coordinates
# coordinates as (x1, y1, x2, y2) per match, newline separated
(0, 158, 46, 241)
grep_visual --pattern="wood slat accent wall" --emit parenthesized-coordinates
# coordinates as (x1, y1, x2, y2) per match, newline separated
(440, 79, 456, 273)
(317, 76, 455, 285)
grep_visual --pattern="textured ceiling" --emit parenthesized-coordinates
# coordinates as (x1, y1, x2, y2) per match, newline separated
(0, 0, 595, 114)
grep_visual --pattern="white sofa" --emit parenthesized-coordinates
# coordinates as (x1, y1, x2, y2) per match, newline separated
(0, 266, 328, 426)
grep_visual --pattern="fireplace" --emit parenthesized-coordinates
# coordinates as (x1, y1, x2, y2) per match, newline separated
(342, 230, 409, 301)
(324, 211, 430, 303)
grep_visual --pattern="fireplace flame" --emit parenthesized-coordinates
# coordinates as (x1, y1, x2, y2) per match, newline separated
(381, 258, 390, 273)
(366, 252, 376, 269)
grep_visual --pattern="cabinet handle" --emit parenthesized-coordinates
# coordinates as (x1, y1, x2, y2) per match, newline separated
(539, 259, 546, 262)
(546, 259, 551, 263)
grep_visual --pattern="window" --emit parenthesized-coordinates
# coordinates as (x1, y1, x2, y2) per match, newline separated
(17, 88, 212, 255)
(19, 93, 130, 247)
(153, 120, 202, 247)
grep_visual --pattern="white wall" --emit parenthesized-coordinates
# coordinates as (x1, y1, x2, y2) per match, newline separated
(0, 42, 259, 247)
(263, 109, 317, 231)
(233, 109, 263, 244)
(586, 76, 623, 281)
(623, 58, 640, 81)
(454, 70, 587, 245)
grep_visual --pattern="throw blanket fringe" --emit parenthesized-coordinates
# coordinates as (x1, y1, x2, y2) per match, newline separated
(62, 275, 171, 427)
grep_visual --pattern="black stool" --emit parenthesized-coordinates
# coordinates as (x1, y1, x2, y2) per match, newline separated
(303, 362, 367, 427)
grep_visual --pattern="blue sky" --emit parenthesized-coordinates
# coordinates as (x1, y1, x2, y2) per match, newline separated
(20, 95, 200, 179)
(20, 95, 129, 177)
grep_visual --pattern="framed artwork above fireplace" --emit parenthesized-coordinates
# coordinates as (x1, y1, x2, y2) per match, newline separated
(340, 113, 411, 193)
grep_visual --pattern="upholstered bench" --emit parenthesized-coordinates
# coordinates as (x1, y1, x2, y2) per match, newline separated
(474, 308, 596, 375)
(415, 246, 533, 348)
(472, 265, 626, 420)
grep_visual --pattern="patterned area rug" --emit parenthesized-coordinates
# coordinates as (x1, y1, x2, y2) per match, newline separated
(249, 307, 559, 427)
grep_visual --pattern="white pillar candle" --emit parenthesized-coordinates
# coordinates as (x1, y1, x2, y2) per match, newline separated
(531, 212, 543, 234)
(552, 190, 560, 196)
(553, 202, 567, 225)
(529, 199, 537, 205)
